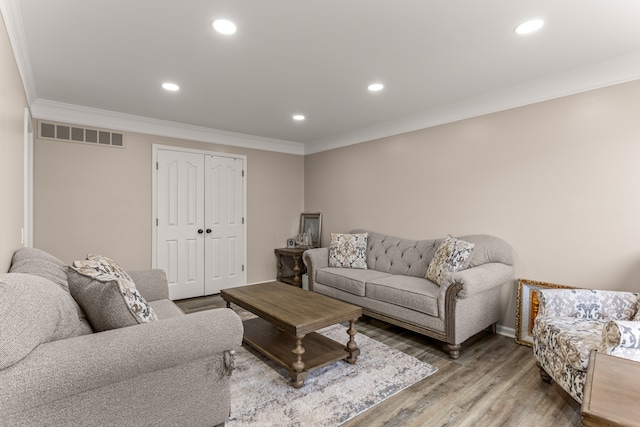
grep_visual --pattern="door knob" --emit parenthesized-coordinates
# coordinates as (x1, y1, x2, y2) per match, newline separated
(198, 229, 204, 234)
(206, 229, 212, 234)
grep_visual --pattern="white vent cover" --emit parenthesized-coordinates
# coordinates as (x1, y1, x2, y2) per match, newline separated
(39, 121, 125, 148)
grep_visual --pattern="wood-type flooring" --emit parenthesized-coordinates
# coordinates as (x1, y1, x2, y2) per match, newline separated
(175, 294, 582, 427)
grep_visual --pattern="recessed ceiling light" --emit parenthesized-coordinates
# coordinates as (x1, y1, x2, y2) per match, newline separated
(292, 114, 305, 121)
(212, 19, 237, 35)
(368, 83, 384, 92)
(514, 19, 544, 35)
(162, 82, 180, 91)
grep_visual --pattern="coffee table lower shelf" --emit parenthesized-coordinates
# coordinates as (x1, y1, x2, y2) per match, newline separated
(243, 317, 354, 387)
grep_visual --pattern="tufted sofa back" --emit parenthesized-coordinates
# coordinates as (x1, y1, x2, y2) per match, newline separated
(351, 230, 514, 279)
(362, 231, 437, 278)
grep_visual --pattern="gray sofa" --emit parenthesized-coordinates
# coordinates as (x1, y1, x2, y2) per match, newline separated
(0, 247, 243, 427)
(303, 231, 514, 358)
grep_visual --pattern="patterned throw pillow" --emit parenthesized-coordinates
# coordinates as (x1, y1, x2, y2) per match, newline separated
(426, 235, 475, 285)
(329, 233, 368, 269)
(68, 254, 157, 332)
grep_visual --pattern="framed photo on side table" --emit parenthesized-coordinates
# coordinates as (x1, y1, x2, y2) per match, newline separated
(299, 212, 322, 248)
(515, 278, 576, 347)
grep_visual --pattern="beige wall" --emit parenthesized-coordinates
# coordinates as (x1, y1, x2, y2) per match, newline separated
(305, 80, 640, 329)
(34, 132, 304, 283)
(8, 4, 640, 329)
(0, 16, 28, 272)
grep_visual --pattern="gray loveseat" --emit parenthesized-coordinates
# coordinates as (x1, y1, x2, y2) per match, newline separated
(0, 247, 243, 427)
(303, 231, 514, 358)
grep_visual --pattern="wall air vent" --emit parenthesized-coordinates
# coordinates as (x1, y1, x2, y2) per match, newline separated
(38, 121, 125, 148)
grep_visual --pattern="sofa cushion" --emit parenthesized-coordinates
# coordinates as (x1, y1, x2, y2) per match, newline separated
(534, 316, 604, 371)
(9, 247, 91, 327)
(366, 275, 440, 317)
(11, 246, 65, 266)
(0, 273, 92, 370)
(426, 235, 474, 285)
(10, 247, 70, 292)
(68, 255, 158, 332)
(316, 267, 391, 296)
(329, 233, 368, 269)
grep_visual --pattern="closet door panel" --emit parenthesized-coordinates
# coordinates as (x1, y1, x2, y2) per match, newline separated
(156, 150, 205, 300)
(204, 156, 245, 294)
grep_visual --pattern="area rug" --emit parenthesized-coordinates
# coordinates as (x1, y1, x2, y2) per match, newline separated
(227, 324, 437, 427)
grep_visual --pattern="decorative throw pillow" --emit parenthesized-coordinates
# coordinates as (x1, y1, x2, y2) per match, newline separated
(0, 273, 91, 370)
(68, 254, 157, 332)
(329, 233, 368, 269)
(426, 235, 475, 285)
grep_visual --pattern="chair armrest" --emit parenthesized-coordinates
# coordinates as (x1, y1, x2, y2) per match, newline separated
(0, 308, 243, 414)
(441, 263, 514, 298)
(303, 248, 329, 291)
(129, 269, 168, 301)
(600, 320, 640, 363)
(538, 289, 638, 319)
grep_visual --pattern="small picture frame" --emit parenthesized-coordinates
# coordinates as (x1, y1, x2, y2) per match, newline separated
(299, 212, 322, 248)
(515, 278, 577, 346)
(286, 238, 295, 248)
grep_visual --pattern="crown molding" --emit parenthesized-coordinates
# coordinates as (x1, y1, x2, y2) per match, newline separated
(3, 0, 303, 155)
(30, 99, 305, 155)
(6, 0, 640, 157)
(1, 0, 37, 104)
(305, 50, 640, 155)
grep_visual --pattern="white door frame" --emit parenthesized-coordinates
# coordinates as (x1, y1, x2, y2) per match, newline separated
(23, 108, 33, 247)
(151, 144, 247, 288)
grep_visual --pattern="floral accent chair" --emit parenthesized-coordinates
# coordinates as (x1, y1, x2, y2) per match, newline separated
(532, 289, 640, 403)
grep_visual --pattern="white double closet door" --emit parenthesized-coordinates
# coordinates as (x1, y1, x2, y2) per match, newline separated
(154, 146, 246, 300)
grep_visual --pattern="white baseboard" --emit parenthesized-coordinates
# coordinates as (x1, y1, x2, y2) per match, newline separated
(496, 324, 515, 339)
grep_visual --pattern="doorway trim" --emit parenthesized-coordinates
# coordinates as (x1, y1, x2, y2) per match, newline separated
(23, 108, 33, 247)
(151, 144, 248, 287)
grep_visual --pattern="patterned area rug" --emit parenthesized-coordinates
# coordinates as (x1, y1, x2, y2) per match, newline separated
(227, 324, 437, 427)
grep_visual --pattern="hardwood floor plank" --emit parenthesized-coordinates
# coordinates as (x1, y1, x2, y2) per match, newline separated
(175, 295, 582, 426)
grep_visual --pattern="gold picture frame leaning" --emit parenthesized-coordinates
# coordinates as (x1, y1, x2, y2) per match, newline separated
(299, 212, 322, 248)
(515, 278, 577, 347)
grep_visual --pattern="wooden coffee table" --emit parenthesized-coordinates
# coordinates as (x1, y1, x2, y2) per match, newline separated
(220, 281, 362, 388)
(581, 350, 640, 426)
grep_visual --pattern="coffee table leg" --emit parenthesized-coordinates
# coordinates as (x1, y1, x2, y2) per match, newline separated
(346, 319, 360, 364)
(291, 335, 308, 388)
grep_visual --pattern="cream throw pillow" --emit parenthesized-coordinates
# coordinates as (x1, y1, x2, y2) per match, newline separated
(426, 235, 475, 285)
(329, 233, 368, 269)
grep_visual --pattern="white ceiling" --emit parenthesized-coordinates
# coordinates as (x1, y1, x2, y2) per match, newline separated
(5, 0, 640, 154)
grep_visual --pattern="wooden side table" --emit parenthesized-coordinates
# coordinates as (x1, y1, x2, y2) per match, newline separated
(274, 247, 308, 287)
(581, 350, 640, 426)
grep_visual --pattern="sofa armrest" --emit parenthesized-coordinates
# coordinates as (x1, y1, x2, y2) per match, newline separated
(129, 269, 169, 301)
(303, 248, 329, 291)
(0, 308, 243, 414)
(600, 320, 640, 363)
(442, 263, 514, 298)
